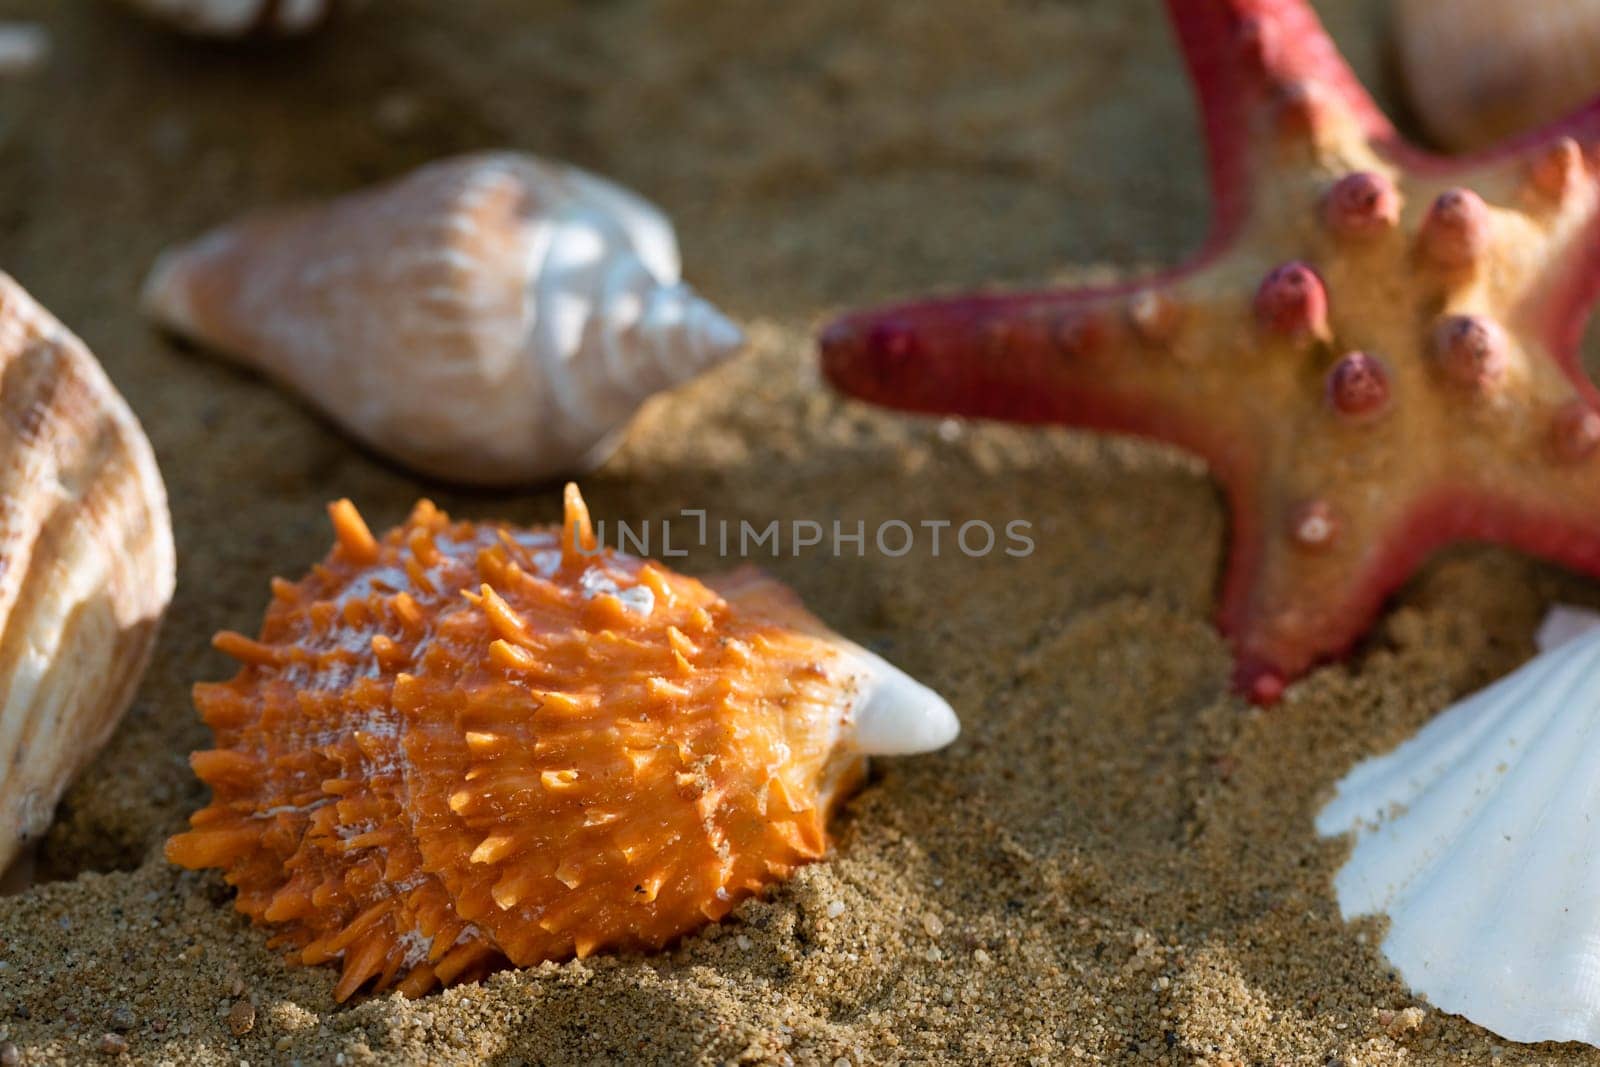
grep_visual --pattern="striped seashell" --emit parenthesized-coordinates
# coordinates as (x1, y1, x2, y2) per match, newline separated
(142, 153, 744, 486)
(0, 273, 175, 875)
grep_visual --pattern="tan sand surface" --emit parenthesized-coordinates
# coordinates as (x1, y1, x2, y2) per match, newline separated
(0, 0, 1597, 1063)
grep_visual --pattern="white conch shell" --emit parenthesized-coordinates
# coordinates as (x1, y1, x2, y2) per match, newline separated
(141, 152, 744, 486)
(116, 0, 341, 36)
(1317, 619, 1600, 1046)
(1393, 0, 1600, 151)
(0, 273, 175, 872)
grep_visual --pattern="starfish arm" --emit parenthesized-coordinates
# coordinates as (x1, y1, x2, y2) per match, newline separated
(1165, 0, 1397, 246)
(1214, 482, 1585, 703)
(818, 281, 1261, 472)
(1494, 104, 1600, 373)
(1448, 397, 1600, 581)
(1527, 197, 1600, 389)
(1405, 105, 1600, 392)
(1222, 340, 1600, 702)
(1466, 489, 1600, 582)
(1216, 494, 1448, 704)
(1226, 475, 1600, 702)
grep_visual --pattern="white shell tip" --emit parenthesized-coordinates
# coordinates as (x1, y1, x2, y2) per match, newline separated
(850, 653, 959, 757)
(0, 23, 49, 78)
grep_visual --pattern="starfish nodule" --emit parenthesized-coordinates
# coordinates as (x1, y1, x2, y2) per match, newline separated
(819, 0, 1600, 703)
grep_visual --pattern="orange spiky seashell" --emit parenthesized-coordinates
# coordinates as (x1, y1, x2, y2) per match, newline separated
(165, 486, 957, 1000)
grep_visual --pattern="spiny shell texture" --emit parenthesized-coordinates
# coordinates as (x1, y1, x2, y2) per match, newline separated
(116, 0, 344, 37)
(166, 488, 956, 1000)
(1318, 622, 1600, 1046)
(1394, 0, 1600, 151)
(141, 152, 744, 486)
(0, 273, 175, 873)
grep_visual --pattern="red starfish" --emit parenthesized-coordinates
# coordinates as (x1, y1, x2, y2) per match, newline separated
(819, 0, 1600, 703)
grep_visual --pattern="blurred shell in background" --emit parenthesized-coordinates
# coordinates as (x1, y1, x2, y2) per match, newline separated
(1393, 0, 1600, 151)
(142, 153, 745, 487)
(115, 0, 346, 37)
(0, 273, 175, 876)
(0, 22, 49, 79)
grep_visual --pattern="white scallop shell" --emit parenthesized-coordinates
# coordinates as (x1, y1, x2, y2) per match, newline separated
(1393, 0, 1600, 151)
(0, 273, 175, 873)
(141, 152, 744, 486)
(1317, 619, 1600, 1046)
(117, 0, 338, 36)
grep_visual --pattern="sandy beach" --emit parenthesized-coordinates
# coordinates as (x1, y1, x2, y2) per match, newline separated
(1, 0, 1597, 1063)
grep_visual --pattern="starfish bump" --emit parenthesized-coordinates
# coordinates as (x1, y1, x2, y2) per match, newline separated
(819, 0, 1600, 703)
